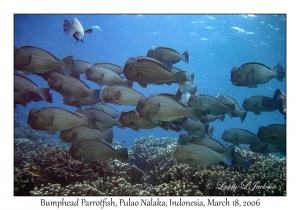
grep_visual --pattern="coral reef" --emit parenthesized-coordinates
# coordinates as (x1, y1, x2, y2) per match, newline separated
(132, 136, 178, 185)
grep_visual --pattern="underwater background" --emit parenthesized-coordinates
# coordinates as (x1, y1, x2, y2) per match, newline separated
(14, 14, 286, 196)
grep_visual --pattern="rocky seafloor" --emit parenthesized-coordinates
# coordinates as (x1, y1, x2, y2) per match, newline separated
(14, 120, 286, 196)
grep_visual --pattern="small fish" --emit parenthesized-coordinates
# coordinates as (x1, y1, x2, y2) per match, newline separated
(216, 93, 247, 122)
(27, 107, 96, 134)
(100, 85, 143, 106)
(69, 140, 128, 163)
(135, 94, 203, 122)
(63, 17, 93, 44)
(232, 152, 254, 172)
(231, 62, 285, 88)
(273, 89, 286, 116)
(257, 124, 286, 144)
(48, 72, 100, 103)
(174, 142, 232, 167)
(222, 128, 258, 145)
(59, 126, 113, 144)
(188, 94, 235, 118)
(123, 56, 188, 88)
(119, 110, 168, 131)
(14, 46, 74, 76)
(146, 47, 189, 69)
(85, 62, 133, 87)
(90, 104, 121, 119)
(14, 74, 53, 104)
(175, 73, 198, 105)
(242, 95, 278, 115)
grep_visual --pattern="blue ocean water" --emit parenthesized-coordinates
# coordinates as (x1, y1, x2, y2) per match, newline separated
(14, 14, 286, 148)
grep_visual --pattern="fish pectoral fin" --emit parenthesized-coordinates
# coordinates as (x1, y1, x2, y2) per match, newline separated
(232, 133, 239, 140)
(71, 132, 78, 141)
(149, 103, 160, 114)
(84, 29, 93, 34)
(247, 69, 255, 82)
(261, 144, 269, 150)
(114, 90, 121, 100)
(247, 84, 257, 88)
(63, 20, 73, 36)
(22, 54, 32, 66)
(138, 82, 148, 88)
(46, 130, 55, 134)
(43, 115, 54, 126)
(97, 73, 105, 80)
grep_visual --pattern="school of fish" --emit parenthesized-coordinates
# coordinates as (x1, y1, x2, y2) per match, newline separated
(14, 17, 286, 170)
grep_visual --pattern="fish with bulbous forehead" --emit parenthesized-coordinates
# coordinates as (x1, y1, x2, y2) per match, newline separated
(174, 142, 232, 167)
(146, 47, 189, 69)
(242, 95, 278, 115)
(27, 107, 96, 134)
(231, 62, 285, 88)
(85, 62, 133, 87)
(14, 46, 74, 76)
(222, 128, 258, 145)
(257, 124, 286, 144)
(69, 140, 128, 163)
(123, 56, 188, 88)
(63, 17, 92, 44)
(60, 126, 113, 144)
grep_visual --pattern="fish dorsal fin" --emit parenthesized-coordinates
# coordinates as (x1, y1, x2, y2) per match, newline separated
(156, 47, 179, 54)
(242, 62, 272, 70)
(20, 46, 61, 61)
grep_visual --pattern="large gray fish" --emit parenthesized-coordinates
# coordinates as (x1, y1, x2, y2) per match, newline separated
(119, 110, 168, 131)
(242, 96, 278, 115)
(97, 63, 123, 75)
(85, 62, 133, 87)
(123, 56, 187, 88)
(27, 107, 95, 134)
(250, 139, 285, 155)
(59, 126, 113, 144)
(191, 136, 233, 154)
(257, 124, 286, 144)
(63, 17, 93, 44)
(100, 85, 143, 106)
(231, 62, 285, 88)
(222, 128, 258, 145)
(135, 94, 202, 122)
(76, 108, 123, 129)
(14, 46, 74, 76)
(69, 140, 128, 163)
(188, 94, 235, 118)
(174, 142, 232, 167)
(90, 104, 121, 119)
(146, 47, 189, 69)
(216, 93, 247, 122)
(14, 74, 52, 104)
(48, 72, 100, 103)
(62, 95, 101, 108)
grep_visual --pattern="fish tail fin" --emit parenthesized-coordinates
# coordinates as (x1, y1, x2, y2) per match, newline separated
(218, 114, 226, 122)
(38, 88, 53, 103)
(222, 146, 234, 166)
(174, 71, 188, 85)
(85, 112, 96, 129)
(63, 20, 73, 36)
(116, 148, 128, 162)
(227, 103, 235, 118)
(60, 55, 74, 76)
(273, 63, 285, 81)
(244, 159, 255, 171)
(18, 89, 30, 107)
(181, 51, 189, 63)
(90, 89, 101, 103)
(240, 111, 248, 122)
(103, 128, 114, 144)
(125, 80, 134, 88)
(187, 73, 195, 85)
(207, 126, 214, 138)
